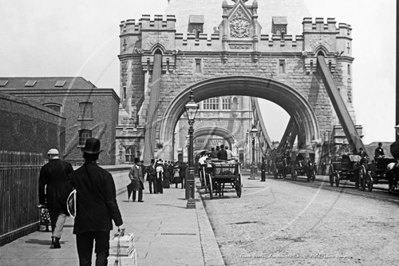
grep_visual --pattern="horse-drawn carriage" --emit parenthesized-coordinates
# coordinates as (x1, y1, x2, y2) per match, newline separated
(290, 150, 316, 182)
(367, 158, 399, 192)
(273, 156, 288, 179)
(201, 159, 242, 199)
(329, 154, 372, 191)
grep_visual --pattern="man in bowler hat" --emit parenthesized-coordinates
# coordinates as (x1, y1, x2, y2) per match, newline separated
(147, 159, 157, 193)
(68, 138, 123, 266)
(128, 158, 144, 202)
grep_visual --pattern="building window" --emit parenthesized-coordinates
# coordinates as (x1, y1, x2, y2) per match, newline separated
(222, 97, 231, 110)
(231, 97, 238, 110)
(43, 103, 62, 113)
(78, 129, 92, 146)
(203, 97, 219, 110)
(279, 59, 285, 74)
(125, 146, 135, 163)
(348, 64, 351, 75)
(123, 87, 127, 100)
(195, 59, 202, 73)
(79, 102, 93, 119)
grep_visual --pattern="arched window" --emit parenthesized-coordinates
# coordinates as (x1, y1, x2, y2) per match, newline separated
(43, 103, 62, 113)
(231, 97, 238, 110)
(125, 146, 135, 163)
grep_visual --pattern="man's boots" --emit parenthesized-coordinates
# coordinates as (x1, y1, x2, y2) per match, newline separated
(50, 236, 61, 249)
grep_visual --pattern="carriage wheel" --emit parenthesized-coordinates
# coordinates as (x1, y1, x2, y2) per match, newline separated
(359, 167, 366, 191)
(329, 172, 334, 186)
(207, 174, 213, 200)
(366, 173, 373, 192)
(335, 172, 340, 187)
(235, 174, 242, 198)
(292, 170, 297, 181)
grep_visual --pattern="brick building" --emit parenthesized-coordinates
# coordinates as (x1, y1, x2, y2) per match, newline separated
(0, 92, 66, 156)
(0, 77, 119, 165)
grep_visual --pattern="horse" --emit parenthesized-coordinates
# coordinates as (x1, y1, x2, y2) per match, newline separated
(386, 160, 399, 192)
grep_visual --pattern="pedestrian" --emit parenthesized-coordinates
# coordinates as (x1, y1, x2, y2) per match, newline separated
(218, 144, 228, 160)
(155, 159, 164, 193)
(163, 161, 171, 188)
(173, 162, 182, 187)
(374, 142, 385, 159)
(260, 158, 267, 182)
(225, 146, 233, 160)
(68, 138, 123, 265)
(128, 158, 144, 202)
(168, 161, 175, 183)
(39, 148, 74, 249)
(147, 159, 157, 193)
(179, 161, 188, 189)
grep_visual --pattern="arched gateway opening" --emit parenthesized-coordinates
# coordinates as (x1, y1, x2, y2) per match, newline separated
(158, 76, 320, 161)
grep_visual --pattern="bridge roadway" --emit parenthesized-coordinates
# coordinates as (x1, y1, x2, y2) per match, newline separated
(200, 172, 399, 266)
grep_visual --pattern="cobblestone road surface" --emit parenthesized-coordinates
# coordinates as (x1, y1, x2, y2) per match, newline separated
(200, 174, 399, 266)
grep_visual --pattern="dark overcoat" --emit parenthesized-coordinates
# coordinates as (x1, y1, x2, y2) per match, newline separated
(147, 165, 156, 181)
(129, 164, 144, 191)
(68, 162, 123, 234)
(39, 159, 74, 214)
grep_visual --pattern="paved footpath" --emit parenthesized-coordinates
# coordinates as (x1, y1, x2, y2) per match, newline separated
(0, 177, 225, 266)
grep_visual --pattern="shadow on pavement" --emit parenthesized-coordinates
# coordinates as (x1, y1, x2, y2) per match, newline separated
(25, 239, 53, 245)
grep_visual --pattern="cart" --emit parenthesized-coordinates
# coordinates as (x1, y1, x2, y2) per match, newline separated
(273, 155, 289, 179)
(329, 154, 372, 191)
(205, 160, 242, 199)
(367, 158, 397, 192)
(290, 150, 316, 182)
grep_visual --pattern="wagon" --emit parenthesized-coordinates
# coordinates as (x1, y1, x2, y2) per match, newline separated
(290, 150, 316, 182)
(203, 160, 242, 199)
(329, 154, 372, 191)
(273, 155, 289, 179)
(367, 158, 397, 192)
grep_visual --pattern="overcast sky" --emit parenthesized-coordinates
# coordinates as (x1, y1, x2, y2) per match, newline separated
(0, 0, 396, 144)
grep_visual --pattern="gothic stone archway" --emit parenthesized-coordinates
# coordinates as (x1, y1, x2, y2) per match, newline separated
(158, 76, 321, 161)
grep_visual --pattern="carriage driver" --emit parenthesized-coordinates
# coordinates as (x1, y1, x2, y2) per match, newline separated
(374, 142, 385, 159)
(198, 151, 209, 186)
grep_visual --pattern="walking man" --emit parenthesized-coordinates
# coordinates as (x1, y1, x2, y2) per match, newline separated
(68, 138, 123, 266)
(260, 158, 267, 182)
(147, 159, 157, 193)
(129, 158, 144, 202)
(39, 148, 73, 249)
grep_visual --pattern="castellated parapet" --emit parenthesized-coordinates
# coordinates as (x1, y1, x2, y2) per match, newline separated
(118, 7, 357, 160)
(119, 16, 353, 64)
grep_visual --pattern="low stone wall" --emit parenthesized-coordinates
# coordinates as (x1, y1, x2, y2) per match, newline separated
(103, 165, 132, 195)
(72, 165, 132, 195)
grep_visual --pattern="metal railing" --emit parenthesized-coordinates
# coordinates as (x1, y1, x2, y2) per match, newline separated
(0, 151, 43, 246)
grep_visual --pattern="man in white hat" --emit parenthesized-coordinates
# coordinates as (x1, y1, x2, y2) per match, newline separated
(39, 148, 74, 249)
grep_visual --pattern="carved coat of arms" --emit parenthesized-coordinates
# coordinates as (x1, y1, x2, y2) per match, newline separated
(229, 9, 250, 38)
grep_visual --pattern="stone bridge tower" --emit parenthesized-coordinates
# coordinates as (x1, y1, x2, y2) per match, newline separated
(117, 0, 360, 164)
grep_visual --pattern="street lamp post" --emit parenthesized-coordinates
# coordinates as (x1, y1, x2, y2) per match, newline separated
(249, 125, 259, 180)
(185, 90, 199, 209)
